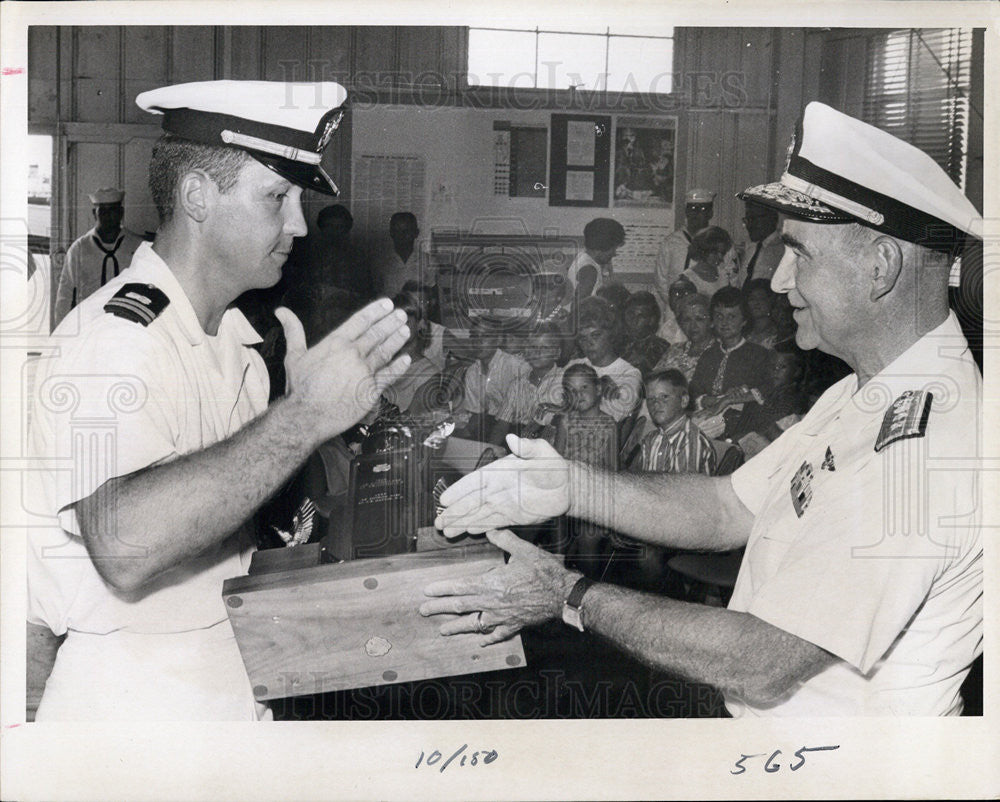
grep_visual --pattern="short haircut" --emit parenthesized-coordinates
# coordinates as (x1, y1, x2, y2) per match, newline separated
(625, 290, 661, 324)
(688, 225, 733, 263)
(577, 295, 618, 334)
(563, 362, 600, 386)
(148, 135, 253, 224)
(645, 368, 688, 392)
(744, 200, 779, 225)
(710, 285, 744, 315)
(583, 217, 626, 251)
(595, 282, 631, 310)
(317, 204, 353, 229)
(390, 211, 417, 227)
(677, 292, 710, 317)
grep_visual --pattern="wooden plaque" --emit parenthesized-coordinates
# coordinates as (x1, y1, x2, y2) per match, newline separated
(222, 544, 525, 700)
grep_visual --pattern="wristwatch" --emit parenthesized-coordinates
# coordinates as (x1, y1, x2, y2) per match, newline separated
(561, 576, 595, 632)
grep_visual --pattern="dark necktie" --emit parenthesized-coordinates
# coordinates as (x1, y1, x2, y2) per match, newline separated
(682, 230, 693, 271)
(742, 241, 762, 290)
(93, 234, 125, 286)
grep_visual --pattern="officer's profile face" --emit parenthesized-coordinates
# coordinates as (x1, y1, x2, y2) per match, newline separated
(205, 158, 308, 292)
(772, 218, 864, 359)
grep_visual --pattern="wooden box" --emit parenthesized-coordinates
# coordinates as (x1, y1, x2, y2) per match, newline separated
(223, 543, 525, 701)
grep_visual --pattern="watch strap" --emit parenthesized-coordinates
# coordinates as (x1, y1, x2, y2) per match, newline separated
(565, 576, 595, 609)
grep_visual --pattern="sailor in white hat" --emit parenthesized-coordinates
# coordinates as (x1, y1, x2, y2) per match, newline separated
(53, 186, 146, 326)
(654, 186, 737, 341)
(28, 80, 411, 721)
(423, 102, 984, 718)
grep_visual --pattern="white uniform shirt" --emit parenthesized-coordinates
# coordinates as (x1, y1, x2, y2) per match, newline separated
(734, 229, 785, 288)
(54, 226, 145, 326)
(28, 242, 270, 719)
(566, 251, 610, 300)
(727, 313, 982, 716)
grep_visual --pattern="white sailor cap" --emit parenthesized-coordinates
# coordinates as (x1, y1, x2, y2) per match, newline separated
(739, 102, 982, 254)
(136, 80, 348, 196)
(89, 187, 125, 205)
(685, 188, 715, 205)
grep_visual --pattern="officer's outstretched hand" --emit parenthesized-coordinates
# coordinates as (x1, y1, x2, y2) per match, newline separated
(434, 435, 571, 537)
(276, 299, 411, 439)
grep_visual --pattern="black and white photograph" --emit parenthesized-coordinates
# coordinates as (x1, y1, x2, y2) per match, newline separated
(0, 1, 996, 800)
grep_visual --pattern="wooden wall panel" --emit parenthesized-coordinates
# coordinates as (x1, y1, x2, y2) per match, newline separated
(122, 136, 160, 237)
(28, 27, 59, 124)
(171, 26, 218, 83)
(737, 27, 774, 109)
(263, 27, 310, 82)
(229, 27, 263, 80)
(353, 27, 397, 78)
(397, 27, 442, 86)
(310, 27, 352, 81)
(71, 142, 119, 237)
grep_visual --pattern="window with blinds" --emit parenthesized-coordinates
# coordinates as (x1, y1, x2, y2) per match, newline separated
(863, 28, 973, 188)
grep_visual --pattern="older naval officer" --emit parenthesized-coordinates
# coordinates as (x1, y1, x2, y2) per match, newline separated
(28, 80, 411, 720)
(423, 102, 983, 716)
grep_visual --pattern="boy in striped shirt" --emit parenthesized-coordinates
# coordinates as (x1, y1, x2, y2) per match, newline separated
(640, 369, 717, 475)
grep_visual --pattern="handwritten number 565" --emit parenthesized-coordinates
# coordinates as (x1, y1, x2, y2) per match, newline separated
(731, 745, 839, 775)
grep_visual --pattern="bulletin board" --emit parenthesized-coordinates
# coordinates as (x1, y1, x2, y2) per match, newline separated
(548, 114, 611, 208)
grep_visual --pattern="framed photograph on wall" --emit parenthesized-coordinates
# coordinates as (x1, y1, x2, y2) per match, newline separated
(612, 115, 678, 209)
(548, 113, 611, 207)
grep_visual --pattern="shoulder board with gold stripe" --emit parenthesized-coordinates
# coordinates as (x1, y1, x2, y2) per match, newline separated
(874, 390, 933, 453)
(104, 283, 170, 327)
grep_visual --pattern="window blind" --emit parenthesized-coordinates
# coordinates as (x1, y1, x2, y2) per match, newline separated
(863, 28, 972, 188)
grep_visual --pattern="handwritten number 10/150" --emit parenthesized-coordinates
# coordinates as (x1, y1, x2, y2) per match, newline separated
(416, 744, 498, 772)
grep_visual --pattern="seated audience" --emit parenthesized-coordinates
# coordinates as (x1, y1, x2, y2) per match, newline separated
(638, 369, 717, 475)
(689, 286, 773, 438)
(546, 363, 619, 573)
(454, 319, 530, 440)
(652, 291, 715, 381)
(621, 291, 671, 377)
(611, 369, 716, 593)
(679, 225, 736, 298)
(492, 323, 567, 441)
(594, 281, 632, 352)
(725, 342, 811, 454)
(566, 297, 642, 422)
(381, 291, 440, 414)
(743, 278, 781, 348)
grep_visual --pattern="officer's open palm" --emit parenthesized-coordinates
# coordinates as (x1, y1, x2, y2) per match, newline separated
(435, 435, 571, 537)
(276, 299, 411, 439)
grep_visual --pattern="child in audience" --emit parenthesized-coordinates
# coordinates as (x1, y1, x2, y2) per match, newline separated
(548, 363, 619, 573)
(566, 296, 642, 422)
(726, 341, 811, 453)
(453, 319, 530, 441)
(621, 291, 670, 376)
(638, 369, 717, 475)
(492, 323, 567, 441)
